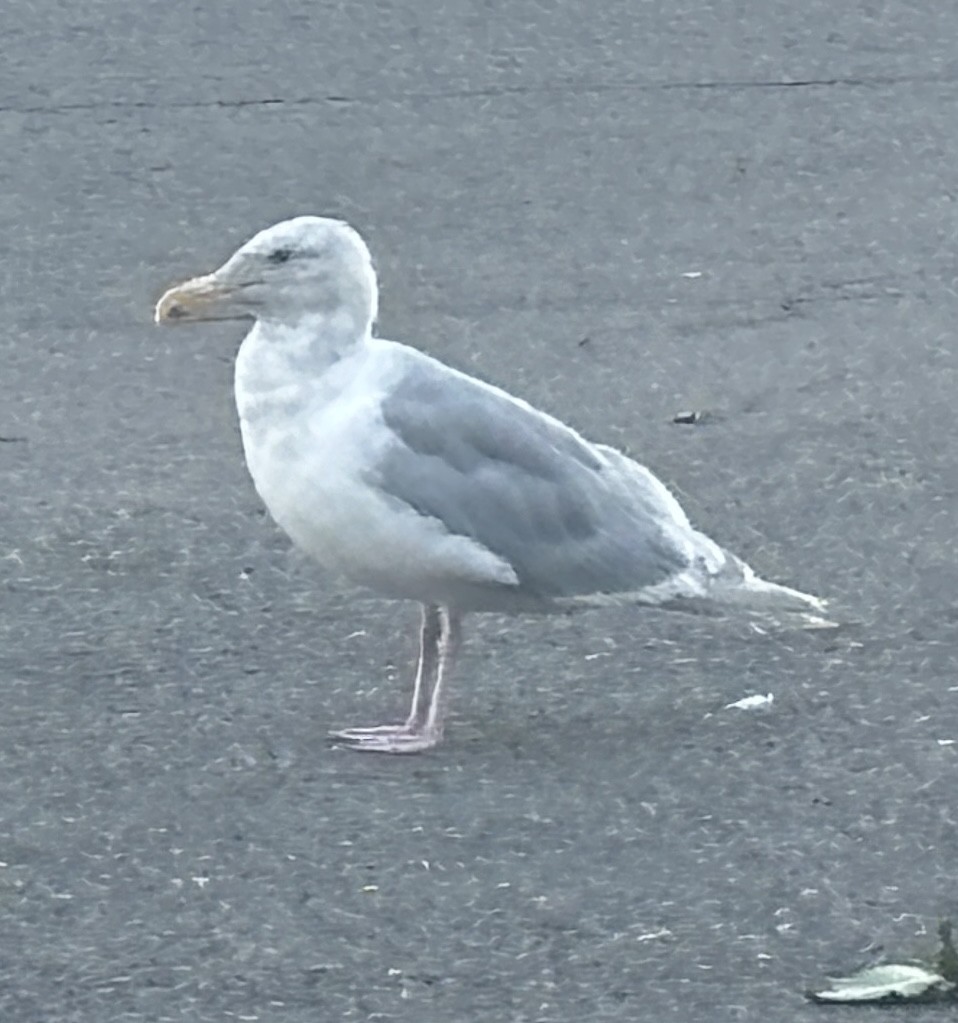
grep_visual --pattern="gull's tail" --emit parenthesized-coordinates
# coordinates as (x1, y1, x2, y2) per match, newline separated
(702, 548, 829, 621)
(645, 531, 831, 627)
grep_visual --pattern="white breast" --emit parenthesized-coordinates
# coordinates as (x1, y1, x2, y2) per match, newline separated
(234, 329, 516, 600)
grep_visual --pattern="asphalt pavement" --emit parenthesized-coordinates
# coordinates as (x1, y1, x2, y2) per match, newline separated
(2, 2, 958, 1020)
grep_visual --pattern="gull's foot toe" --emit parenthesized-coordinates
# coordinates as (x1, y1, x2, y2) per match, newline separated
(329, 723, 442, 754)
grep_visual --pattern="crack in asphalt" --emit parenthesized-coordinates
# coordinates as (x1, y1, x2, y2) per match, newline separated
(1, 71, 954, 117)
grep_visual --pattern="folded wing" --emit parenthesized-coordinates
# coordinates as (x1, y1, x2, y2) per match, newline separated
(371, 354, 695, 602)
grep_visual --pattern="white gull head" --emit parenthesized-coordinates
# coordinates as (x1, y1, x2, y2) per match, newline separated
(155, 216, 378, 335)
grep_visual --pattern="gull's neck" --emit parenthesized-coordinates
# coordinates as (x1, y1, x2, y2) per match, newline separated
(254, 308, 372, 364)
(234, 309, 372, 426)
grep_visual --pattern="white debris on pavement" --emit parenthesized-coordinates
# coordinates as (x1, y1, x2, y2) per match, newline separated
(724, 693, 774, 711)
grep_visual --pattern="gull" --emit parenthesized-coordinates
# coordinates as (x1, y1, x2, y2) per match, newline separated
(155, 216, 826, 753)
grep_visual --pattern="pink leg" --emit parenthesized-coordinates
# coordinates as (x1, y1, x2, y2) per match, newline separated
(331, 606, 461, 754)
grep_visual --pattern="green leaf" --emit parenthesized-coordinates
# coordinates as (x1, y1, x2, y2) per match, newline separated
(808, 963, 955, 1004)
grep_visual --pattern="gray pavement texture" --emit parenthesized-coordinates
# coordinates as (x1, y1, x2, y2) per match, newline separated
(2, 1, 958, 1020)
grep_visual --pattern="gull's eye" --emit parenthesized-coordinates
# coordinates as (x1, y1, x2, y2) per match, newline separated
(267, 248, 294, 265)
